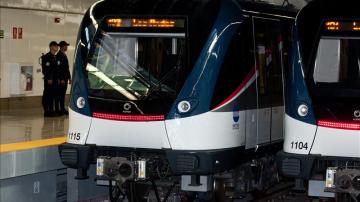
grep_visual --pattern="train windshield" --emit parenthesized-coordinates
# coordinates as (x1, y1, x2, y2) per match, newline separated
(86, 32, 186, 101)
(311, 36, 360, 98)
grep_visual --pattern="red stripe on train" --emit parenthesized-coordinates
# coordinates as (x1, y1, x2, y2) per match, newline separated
(212, 66, 256, 111)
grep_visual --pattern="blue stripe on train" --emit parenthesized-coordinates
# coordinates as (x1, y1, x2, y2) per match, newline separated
(69, 35, 92, 116)
(167, 0, 243, 120)
(285, 28, 316, 125)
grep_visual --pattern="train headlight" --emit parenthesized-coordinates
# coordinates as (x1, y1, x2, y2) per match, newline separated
(297, 104, 308, 117)
(178, 101, 191, 113)
(77, 97, 86, 109)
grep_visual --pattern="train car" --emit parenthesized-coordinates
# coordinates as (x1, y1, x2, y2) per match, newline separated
(58, 0, 296, 200)
(277, 0, 360, 198)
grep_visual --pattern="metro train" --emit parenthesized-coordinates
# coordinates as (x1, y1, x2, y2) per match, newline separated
(58, 0, 296, 200)
(276, 0, 360, 198)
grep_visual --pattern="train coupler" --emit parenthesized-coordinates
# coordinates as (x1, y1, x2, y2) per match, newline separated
(324, 167, 360, 197)
(96, 156, 147, 186)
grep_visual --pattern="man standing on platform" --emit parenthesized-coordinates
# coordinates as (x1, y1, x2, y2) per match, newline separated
(57, 41, 71, 115)
(41, 41, 60, 117)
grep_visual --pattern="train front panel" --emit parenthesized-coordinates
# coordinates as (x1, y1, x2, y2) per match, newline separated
(59, 2, 295, 193)
(59, 0, 251, 177)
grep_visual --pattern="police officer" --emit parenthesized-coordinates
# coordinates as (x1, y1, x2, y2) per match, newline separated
(41, 41, 60, 117)
(57, 41, 71, 115)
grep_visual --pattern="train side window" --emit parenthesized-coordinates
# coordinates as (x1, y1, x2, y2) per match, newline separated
(80, 19, 96, 68)
(253, 17, 290, 107)
(211, 17, 254, 109)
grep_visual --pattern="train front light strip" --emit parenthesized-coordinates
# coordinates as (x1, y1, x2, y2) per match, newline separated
(93, 112, 165, 122)
(317, 120, 360, 130)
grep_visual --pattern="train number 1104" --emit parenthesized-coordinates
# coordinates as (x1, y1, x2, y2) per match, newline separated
(291, 141, 308, 150)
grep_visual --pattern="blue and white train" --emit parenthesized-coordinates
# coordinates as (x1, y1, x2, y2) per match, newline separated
(277, 0, 360, 198)
(58, 0, 296, 199)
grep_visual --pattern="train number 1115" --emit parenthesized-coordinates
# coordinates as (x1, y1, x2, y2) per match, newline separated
(68, 132, 81, 141)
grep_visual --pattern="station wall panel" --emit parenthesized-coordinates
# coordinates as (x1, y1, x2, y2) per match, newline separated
(0, 0, 97, 99)
(0, 0, 94, 13)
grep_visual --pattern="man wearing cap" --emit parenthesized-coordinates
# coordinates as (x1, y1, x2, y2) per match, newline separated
(41, 41, 60, 117)
(56, 41, 71, 115)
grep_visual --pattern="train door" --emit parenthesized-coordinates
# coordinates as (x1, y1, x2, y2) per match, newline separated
(271, 21, 292, 142)
(253, 17, 285, 145)
(242, 16, 258, 150)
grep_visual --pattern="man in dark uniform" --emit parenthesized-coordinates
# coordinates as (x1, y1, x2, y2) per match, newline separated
(41, 41, 60, 117)
(57, 41, 71, 115)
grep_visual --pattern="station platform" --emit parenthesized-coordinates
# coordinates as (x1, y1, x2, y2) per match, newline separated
(0, 108, 67, 145)
(0, 108, 107, 202)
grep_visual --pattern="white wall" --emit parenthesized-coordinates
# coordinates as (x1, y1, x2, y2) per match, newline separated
(0, 0, 99, 98)
(0, 0, 98, 14)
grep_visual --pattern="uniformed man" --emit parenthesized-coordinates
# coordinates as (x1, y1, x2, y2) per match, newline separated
(41, 41, 60, 117)
(57, 41, 71, 115)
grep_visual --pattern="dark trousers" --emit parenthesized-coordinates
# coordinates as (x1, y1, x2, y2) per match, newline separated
(42, 81, 54, 113)
(55, 82, 67, 112)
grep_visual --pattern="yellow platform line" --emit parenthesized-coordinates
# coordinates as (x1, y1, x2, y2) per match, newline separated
(0, 136, 66, 153)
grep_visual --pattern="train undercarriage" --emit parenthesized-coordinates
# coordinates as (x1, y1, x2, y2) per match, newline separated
(94, 151, 281, 202)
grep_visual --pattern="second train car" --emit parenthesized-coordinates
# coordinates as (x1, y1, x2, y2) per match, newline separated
(277, 0, 360, 199)
(59, 0, 296, 199)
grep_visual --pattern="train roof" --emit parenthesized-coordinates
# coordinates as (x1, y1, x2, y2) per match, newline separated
(237, 0, 298, 18)
(88, 0, 297, 20)
(89, 0, 219, 19)
(296, 0, 359, 72)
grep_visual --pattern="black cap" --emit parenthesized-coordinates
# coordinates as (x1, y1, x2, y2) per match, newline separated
(49, 41, 59, 47)
(59, 41, 70, 47)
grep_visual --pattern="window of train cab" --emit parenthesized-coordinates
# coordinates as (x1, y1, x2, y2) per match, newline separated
(85, 18, 187, 114)
(310, 20, 360, 104)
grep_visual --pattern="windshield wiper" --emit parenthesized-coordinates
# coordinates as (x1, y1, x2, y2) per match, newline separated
(96, 37, 157, 93)
(143, 46, 184, 100)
